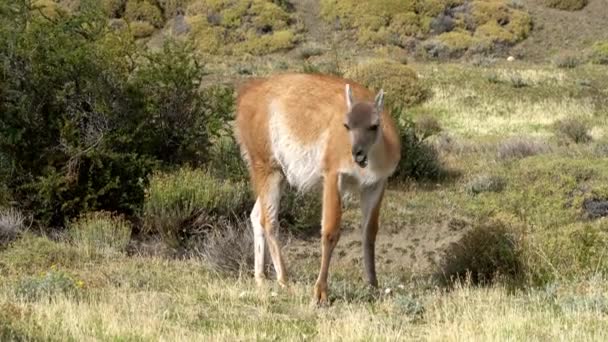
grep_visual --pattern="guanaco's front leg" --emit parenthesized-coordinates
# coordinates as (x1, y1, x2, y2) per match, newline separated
(360, 180, 386, 287)
(314, 172, 342, 305)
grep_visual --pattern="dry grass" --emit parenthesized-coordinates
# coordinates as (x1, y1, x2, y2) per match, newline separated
(1, 245, 607, 340)
(0, 208, 26, 245)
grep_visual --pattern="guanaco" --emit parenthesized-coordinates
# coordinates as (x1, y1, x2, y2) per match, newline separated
(235, 73, 401, 304)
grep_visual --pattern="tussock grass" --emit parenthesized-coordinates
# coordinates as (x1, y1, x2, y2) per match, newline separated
(0, 208, 26, 245)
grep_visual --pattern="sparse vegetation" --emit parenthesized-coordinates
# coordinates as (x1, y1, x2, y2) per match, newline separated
(0, 208, 26, 245)
(497, 137, 552, 160)
(543, 0, 588, 11)
(194, 217, 254, 275)
(590, 41, 608, 65)
(554, 118, 592, 144)
(68, 211, 131, 257)
(553, 52, 582, 69)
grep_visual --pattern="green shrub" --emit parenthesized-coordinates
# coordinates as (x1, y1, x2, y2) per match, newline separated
(129, 20, 155, 38)
(208, 134, 249, 181)
(128, 41, 231, 166)
(321, 0, 531, 56)
(102, 0, 126, 17)
(434, 30, 475, 57)
(543, 0, 587, 10)
(439, 218, 525, 286)
(553, 118, 592, 144)
(32, 0, 68, 19)
(124, 0, 163, 27)
(345, 59, 430, 108)
(143, 168, 252, 248)
(391, 108, 446, 182)
(0, 6, 232, 227)
(466, 175, 507, 195)
(185, 0, 297, 55)
(590, 41, 608, 65)
(157, 0, 189, 17)
(69, 211, 131, 256)
(15, 267, 84, 302)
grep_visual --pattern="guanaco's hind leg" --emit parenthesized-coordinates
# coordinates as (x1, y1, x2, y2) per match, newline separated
(251, 170, 288, 286)
(360, 180, 386, 287)
(314, 172, 342, 304)
(250, 199, 266, 285)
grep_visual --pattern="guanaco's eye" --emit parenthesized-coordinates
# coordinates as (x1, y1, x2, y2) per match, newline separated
(369, 124, 379, 131)
(343, 123, 350, 130)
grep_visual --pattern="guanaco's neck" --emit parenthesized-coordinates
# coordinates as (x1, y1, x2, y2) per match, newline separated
(367, 129, 397, 174)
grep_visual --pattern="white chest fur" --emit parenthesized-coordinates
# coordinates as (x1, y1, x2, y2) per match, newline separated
(268, 103, 327, 192)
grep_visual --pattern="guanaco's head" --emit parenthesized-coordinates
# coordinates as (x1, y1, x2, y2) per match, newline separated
(343, 84, 384, 168)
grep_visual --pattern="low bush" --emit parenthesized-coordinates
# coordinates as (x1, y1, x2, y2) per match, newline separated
(553, 118, 592, 144)
(497, 136, 552, 160)
(194, 216, 254, 275)
(144, 167, 323, 248)
(543, 0, 587, 11)
(124, 0, 163, 28)
(466, 174, 507, 195)
(129, 20, 155, 38)
(185, 0, 298, 55)
(590, 41, 608, 65)
(68, 211, 131, 256)
(345, 59, 430, 108)
(102, 0, 127, 18)
(553, 52, 582, 69)
(143, 168, 251, 249)
(15, 267, 85, 302)
(0, 208, 26, 246)
(391, 109, 447, 182)
(439, 218, 525, 286)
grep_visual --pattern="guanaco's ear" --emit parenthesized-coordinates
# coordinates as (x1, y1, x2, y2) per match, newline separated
(374, 89, 384, 114)
(345, 84, 354, 111)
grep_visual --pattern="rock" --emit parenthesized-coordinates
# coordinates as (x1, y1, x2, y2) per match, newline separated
(583, 198, 608, 219)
